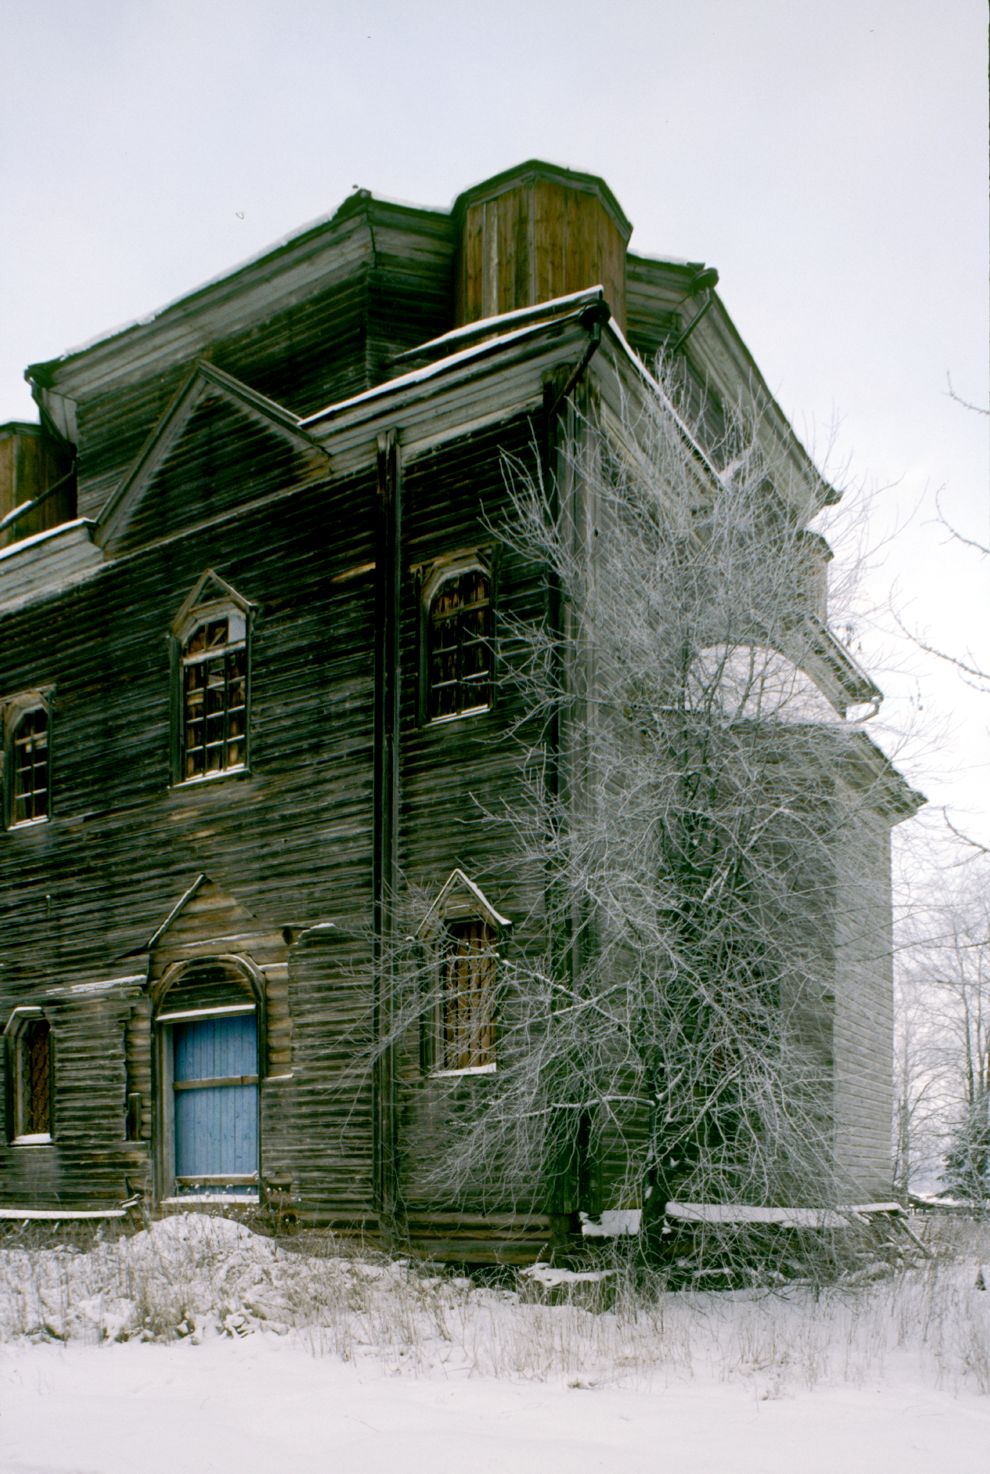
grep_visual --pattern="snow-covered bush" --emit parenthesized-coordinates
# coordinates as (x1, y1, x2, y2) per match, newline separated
(1, 1212, 988, 1396)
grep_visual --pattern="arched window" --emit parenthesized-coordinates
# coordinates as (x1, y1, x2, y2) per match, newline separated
(179, 612, 247, 779)
(425, 565, 493, 721)
(171, 572, 252, 783)
(4, 1009, 54, 1141)
(9, 704, 49, 826)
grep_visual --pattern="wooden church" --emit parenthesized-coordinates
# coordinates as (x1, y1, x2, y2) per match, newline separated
(0, 162, 918, 1259)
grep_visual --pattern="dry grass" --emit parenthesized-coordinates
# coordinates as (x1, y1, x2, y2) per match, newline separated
(0, 1210, 987, 1395)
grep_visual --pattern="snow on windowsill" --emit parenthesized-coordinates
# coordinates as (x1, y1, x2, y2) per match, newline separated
(12, 1133, 53, 1147)
(427, 704, 492, 726)
(429, 1063, 497, 1079)
(0, 1205, 127, 1220)
(174, 764, 248, 789)
(162, 1195, 260, 1207)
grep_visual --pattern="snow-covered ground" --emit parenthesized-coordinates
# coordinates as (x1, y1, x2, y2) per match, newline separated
(1, 1213, 988, 1474)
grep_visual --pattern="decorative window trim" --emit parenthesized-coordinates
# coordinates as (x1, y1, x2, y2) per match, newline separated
(169, 571, 254, 787)
(419, 552, 495, 725)
(1, 689, 53, 830)
(417, 870, 510, 1077)
(3, 1006, 55, 1144)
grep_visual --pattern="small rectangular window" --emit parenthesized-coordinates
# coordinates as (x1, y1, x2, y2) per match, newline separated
(438, 919, 496, 1072)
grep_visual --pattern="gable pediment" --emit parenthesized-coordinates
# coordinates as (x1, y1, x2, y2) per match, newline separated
(416, 869, 512, 939)
(144, 873, 261, 957)
(95, 362, 330, 555)
(171, 567, 254, 638)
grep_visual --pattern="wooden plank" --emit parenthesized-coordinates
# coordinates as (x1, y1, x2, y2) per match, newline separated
(372, 432, 401, 1228)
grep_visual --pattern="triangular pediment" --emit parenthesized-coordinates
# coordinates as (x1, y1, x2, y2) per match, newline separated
(170, 568, 254, 638)
(416, 869, 512, 939)
(144, 873, 261, 956)
(95, 362, 330, 555)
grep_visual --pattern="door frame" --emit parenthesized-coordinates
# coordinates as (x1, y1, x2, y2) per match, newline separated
(152, 957, 265, 1203)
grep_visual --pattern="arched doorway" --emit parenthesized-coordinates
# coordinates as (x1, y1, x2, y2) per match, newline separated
(154, 958, 263, 1199)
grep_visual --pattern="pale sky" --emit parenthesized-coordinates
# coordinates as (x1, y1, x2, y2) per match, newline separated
(2, 0, 987, 850)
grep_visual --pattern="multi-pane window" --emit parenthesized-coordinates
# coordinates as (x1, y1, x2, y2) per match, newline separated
(180, 613, 248, 780)
(6, 1014, 53, 1140)
(426, 568, 493, 721)
(9, 706, 49, 825)
(437, 918, 496, 1072)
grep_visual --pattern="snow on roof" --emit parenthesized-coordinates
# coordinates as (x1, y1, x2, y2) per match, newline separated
(63, 975, 145, 996)
(393, 286, 607, 361)
(302, 313, 590, 428)
(29, 191, 448, 377)
(0, 517, 93, 563)
(627, 246, 702, 271)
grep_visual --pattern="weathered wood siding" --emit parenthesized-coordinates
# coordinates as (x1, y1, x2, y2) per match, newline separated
(395, 415, 550, 1222)
(831, 787, 895, 1198)
(0, 446, 383, 1209)
(0, 395, 556, 1235)
(0, 425, 75, 547)
(457, 176, 629, 331)
(109, 400, 322, 557)
(280, 925, 374, 1226)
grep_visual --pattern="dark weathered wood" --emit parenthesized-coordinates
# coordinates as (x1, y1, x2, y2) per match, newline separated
(455, 163, 631, 330)
(0, 424, 75, 547)
(0, 160, 915, 1255)
(372, 432, 401, 1225)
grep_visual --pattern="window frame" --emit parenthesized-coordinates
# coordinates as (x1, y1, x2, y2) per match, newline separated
(2, 691, 53, 830)
(433, 915, 498, 1076)
(416, 870, 510, 1078)
(170, 573, 253, 788)
(420, 554, 495, 725)
(4, 1006, 55, 1144)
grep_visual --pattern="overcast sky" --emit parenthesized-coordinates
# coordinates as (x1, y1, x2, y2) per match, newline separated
(2, 0, 987, 853)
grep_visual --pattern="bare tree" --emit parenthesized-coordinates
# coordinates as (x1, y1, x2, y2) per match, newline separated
(389, 369, 910, 1261)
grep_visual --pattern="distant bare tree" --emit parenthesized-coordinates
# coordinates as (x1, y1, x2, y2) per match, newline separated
(892, 946, 954, 1197)
(893, 857, 990, 1204)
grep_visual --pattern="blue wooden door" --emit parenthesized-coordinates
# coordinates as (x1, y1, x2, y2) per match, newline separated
(173, 1013, 258, 1192)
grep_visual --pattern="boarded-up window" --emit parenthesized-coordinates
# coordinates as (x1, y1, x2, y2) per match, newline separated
(10, 706, 49, 825)
(438, 919, 496, 1071)
(427, 569, 492, 720)
(9, 1016, 53, 1139)
(180, 614, 248, 779)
